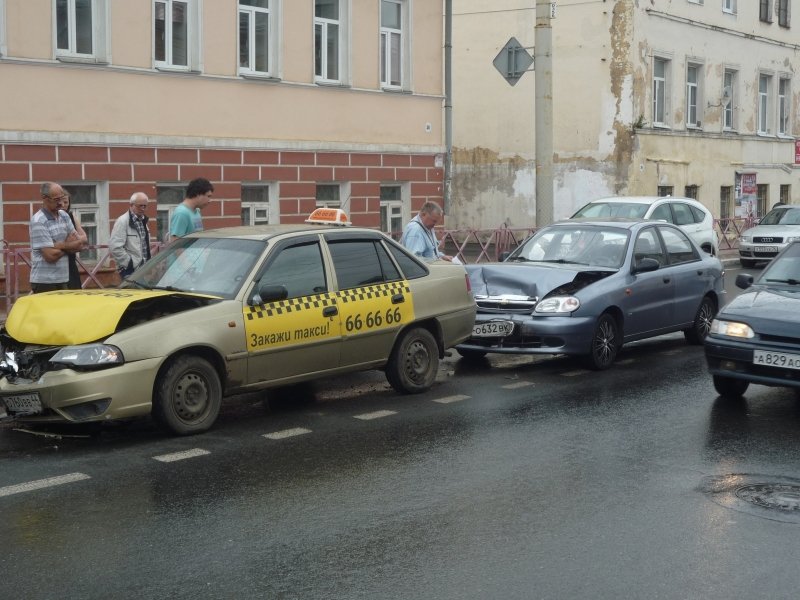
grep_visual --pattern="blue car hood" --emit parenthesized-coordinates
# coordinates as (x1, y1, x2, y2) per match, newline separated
(466, 262, 613, 299)
(719, 286, 800, 336)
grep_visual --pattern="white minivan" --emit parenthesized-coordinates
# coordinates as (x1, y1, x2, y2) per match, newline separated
(571, 196, 719, 255)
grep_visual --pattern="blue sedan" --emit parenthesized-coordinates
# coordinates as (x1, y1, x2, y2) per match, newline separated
(457, 219, 725, 369)
(706, 241, 800, 397)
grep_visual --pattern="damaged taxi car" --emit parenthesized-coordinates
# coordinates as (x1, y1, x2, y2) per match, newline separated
(456, 219, 724, 369)
(0, 209, 476, 435)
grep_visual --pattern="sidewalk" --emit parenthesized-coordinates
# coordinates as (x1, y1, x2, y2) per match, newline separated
(717, 247, 741, 267)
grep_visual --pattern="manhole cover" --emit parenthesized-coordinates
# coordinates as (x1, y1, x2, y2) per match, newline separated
(736, 484, 800, 512)
(700, 474, 800, 524)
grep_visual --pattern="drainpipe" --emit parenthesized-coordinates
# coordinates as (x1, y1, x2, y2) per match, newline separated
(444, 0, 453, 214)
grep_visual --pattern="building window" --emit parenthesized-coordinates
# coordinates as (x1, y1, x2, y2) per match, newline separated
(156, 184, 186, 242)
(778, 0, 790, 27)
(685, 185, 699, 200)
(722, 0, 736, 14)
(316, 183, 341, 208)
(657, 185, 673, 197)
(154, 0, 199, 70)
(63, 184, 107, 261)
(758, 73, 772, 135)
(241, 184, 278, 225)
(720, 186, 732, 220)
(315, 0, 348, 83)
(779, 77, 790, 135)
(780, 184, 791, 204)
(380, 0, 405, 89)
(0, 0, 6, 58)
(653, 57, 669, 127)
(380, 185, 404, 236)
(55, 0, 108, 60)
(757, 184, 768, 216)
(239, 0, 273, 76)
(723, 69, 736, 130)
(686, 63, 701, 127)
(760, 0, 772, 22)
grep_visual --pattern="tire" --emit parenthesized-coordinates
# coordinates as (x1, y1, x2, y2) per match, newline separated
(153, 355, 222, 435)
(713, 375, 749, 398)
(684, 296, 716, 345)
(386, 327, 439, 393)
(457, 348, 488, 360)
(740, 258, 756, 268)
(583, 313, 620, 371)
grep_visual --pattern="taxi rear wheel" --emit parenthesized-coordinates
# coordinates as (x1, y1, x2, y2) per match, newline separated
(386, 327, 439, 394)
(153, 355, 222, 435)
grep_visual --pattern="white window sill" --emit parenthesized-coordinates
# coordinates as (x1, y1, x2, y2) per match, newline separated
(381, 86, 411, 94)
(314, 79, 350, 88)
(240, 72, 281, 82)
(155, 64, 198, 74)
(56, 55, 108, 65)
(652, 124, 671, 130)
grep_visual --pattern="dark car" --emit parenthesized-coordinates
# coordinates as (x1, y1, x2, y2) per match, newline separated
(456, 219, 725, 369)
(705, 241, 800, 397)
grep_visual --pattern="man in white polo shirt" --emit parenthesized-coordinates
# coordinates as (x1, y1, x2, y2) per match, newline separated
(29, 182, 84, 293)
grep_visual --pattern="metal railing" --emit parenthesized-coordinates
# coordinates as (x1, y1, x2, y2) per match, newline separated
(0, 219, 749, 315)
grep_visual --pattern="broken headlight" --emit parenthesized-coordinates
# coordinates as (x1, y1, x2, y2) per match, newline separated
(50, 344, 124, 368)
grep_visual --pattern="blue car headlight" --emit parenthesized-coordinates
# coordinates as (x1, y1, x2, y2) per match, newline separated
(534, 296, 580, 314)
(50, 344, 124, 368)
(710, 319, 754, 339)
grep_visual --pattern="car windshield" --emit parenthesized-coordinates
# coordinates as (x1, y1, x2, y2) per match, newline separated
(510, 225, 630, 268)
(758, 207, 800, 226)
(571, 202, 648, 219)
(122, 237, 266, 299)
(759, 243, 800, 286)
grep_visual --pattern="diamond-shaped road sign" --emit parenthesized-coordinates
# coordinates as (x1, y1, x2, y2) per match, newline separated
(493, 37, 534, 86)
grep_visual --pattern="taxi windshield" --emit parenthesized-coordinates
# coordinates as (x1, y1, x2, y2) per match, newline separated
(122, 237, 266, 299)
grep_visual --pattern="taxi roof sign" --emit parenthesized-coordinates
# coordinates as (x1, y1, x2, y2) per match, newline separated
(305, 207, 352, 226)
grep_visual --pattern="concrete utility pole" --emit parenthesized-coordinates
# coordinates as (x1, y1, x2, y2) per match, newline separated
(444, 0, 453, 214)
(534, 0, 554, 227)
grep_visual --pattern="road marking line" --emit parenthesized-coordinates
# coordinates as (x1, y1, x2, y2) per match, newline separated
(661, 349, 682, 355)
(432, 394, 470, 404)
(263, 427, 312, 440)
(152, 448, 210, 463)
(0, 472, 91, 498)
(561, 370, 586, 377)
(502, 381, 533, 390)
(354, 410, 397, 420)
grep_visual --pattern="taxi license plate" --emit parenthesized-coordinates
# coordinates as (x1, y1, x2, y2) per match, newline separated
(754, 245, 778, 253)
(473, 321, 514, 338)
(753, 350, 800, 370)
(2, 393, 43, 414)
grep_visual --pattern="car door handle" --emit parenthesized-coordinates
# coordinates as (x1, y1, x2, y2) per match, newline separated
(323, 306, 338, 317)
(662, 277, 671, 284)
(391, 293, 405, 304)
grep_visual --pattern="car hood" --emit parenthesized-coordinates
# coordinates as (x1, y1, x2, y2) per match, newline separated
(718, 286, 800, 335)
(742, 223, 800, 238)
(4, 289, 219, 346)
(466, 262, 614, 300)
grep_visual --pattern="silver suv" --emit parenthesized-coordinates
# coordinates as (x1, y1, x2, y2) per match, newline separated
(571, 196, 719, 255)
(738, 204, 800, 267)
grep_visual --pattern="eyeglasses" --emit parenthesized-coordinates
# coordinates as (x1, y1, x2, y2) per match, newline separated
(45, 194, 67, 201)
(134, 204, 148, 209)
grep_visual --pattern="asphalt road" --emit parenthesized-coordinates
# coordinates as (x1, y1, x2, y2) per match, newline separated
(4, 264, 800, 599)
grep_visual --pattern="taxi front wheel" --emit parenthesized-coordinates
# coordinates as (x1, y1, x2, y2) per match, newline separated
(153, 355, 222, 435)
(386, 327, 439, 394)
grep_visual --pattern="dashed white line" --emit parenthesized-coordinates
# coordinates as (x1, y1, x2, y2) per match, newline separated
(0, 472, 91, 498)
(353, 409, 397, 420)
(561, 370, 586, 377)
(152, 448, 210, 463)
(432, 394, 470, 404)
(502, 381, 533, 390)
(263, 427, 312, 440)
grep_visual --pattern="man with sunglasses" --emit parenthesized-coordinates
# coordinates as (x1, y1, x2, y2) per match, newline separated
(109, 192, 152, 279)
(28, 182, 84, 293)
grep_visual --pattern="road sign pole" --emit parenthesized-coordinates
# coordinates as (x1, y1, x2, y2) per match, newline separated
(534, 0, 554, 227)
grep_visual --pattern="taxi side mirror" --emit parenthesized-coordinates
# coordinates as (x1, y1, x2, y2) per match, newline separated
(251, 284, 288, 305)
(735, 273, 754, 289)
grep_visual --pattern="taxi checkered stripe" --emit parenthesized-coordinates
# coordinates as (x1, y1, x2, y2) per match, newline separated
(247, 292, 335, 320)
(338, 281, 410, 304)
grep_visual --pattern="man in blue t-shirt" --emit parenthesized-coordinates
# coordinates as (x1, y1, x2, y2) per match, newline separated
(169, 177, 214, 239)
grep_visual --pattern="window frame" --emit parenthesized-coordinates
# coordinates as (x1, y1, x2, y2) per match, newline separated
(156, 183, 186, 242)
(720, 186, 732, 220)
(686, 62, 702, 128)
(314, 0, 349, 85)
(780, 184, 791, 205)
(778, 0, 790, 27)
(153, 0, 201, 72)
(241, 182, 279, 225)
(757, 184, 769, 217)
(652, 56, 670, 128)
(62, 182, 108, 262)
(238, 0, 279, 77)
(758, 72, 773, 135)
(380, 0, 408, 90)
(723, 69, 736, 131)
(53, 0, 109, 62)
(722, 0, 736, 14)
(760, 0, 772, 23)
